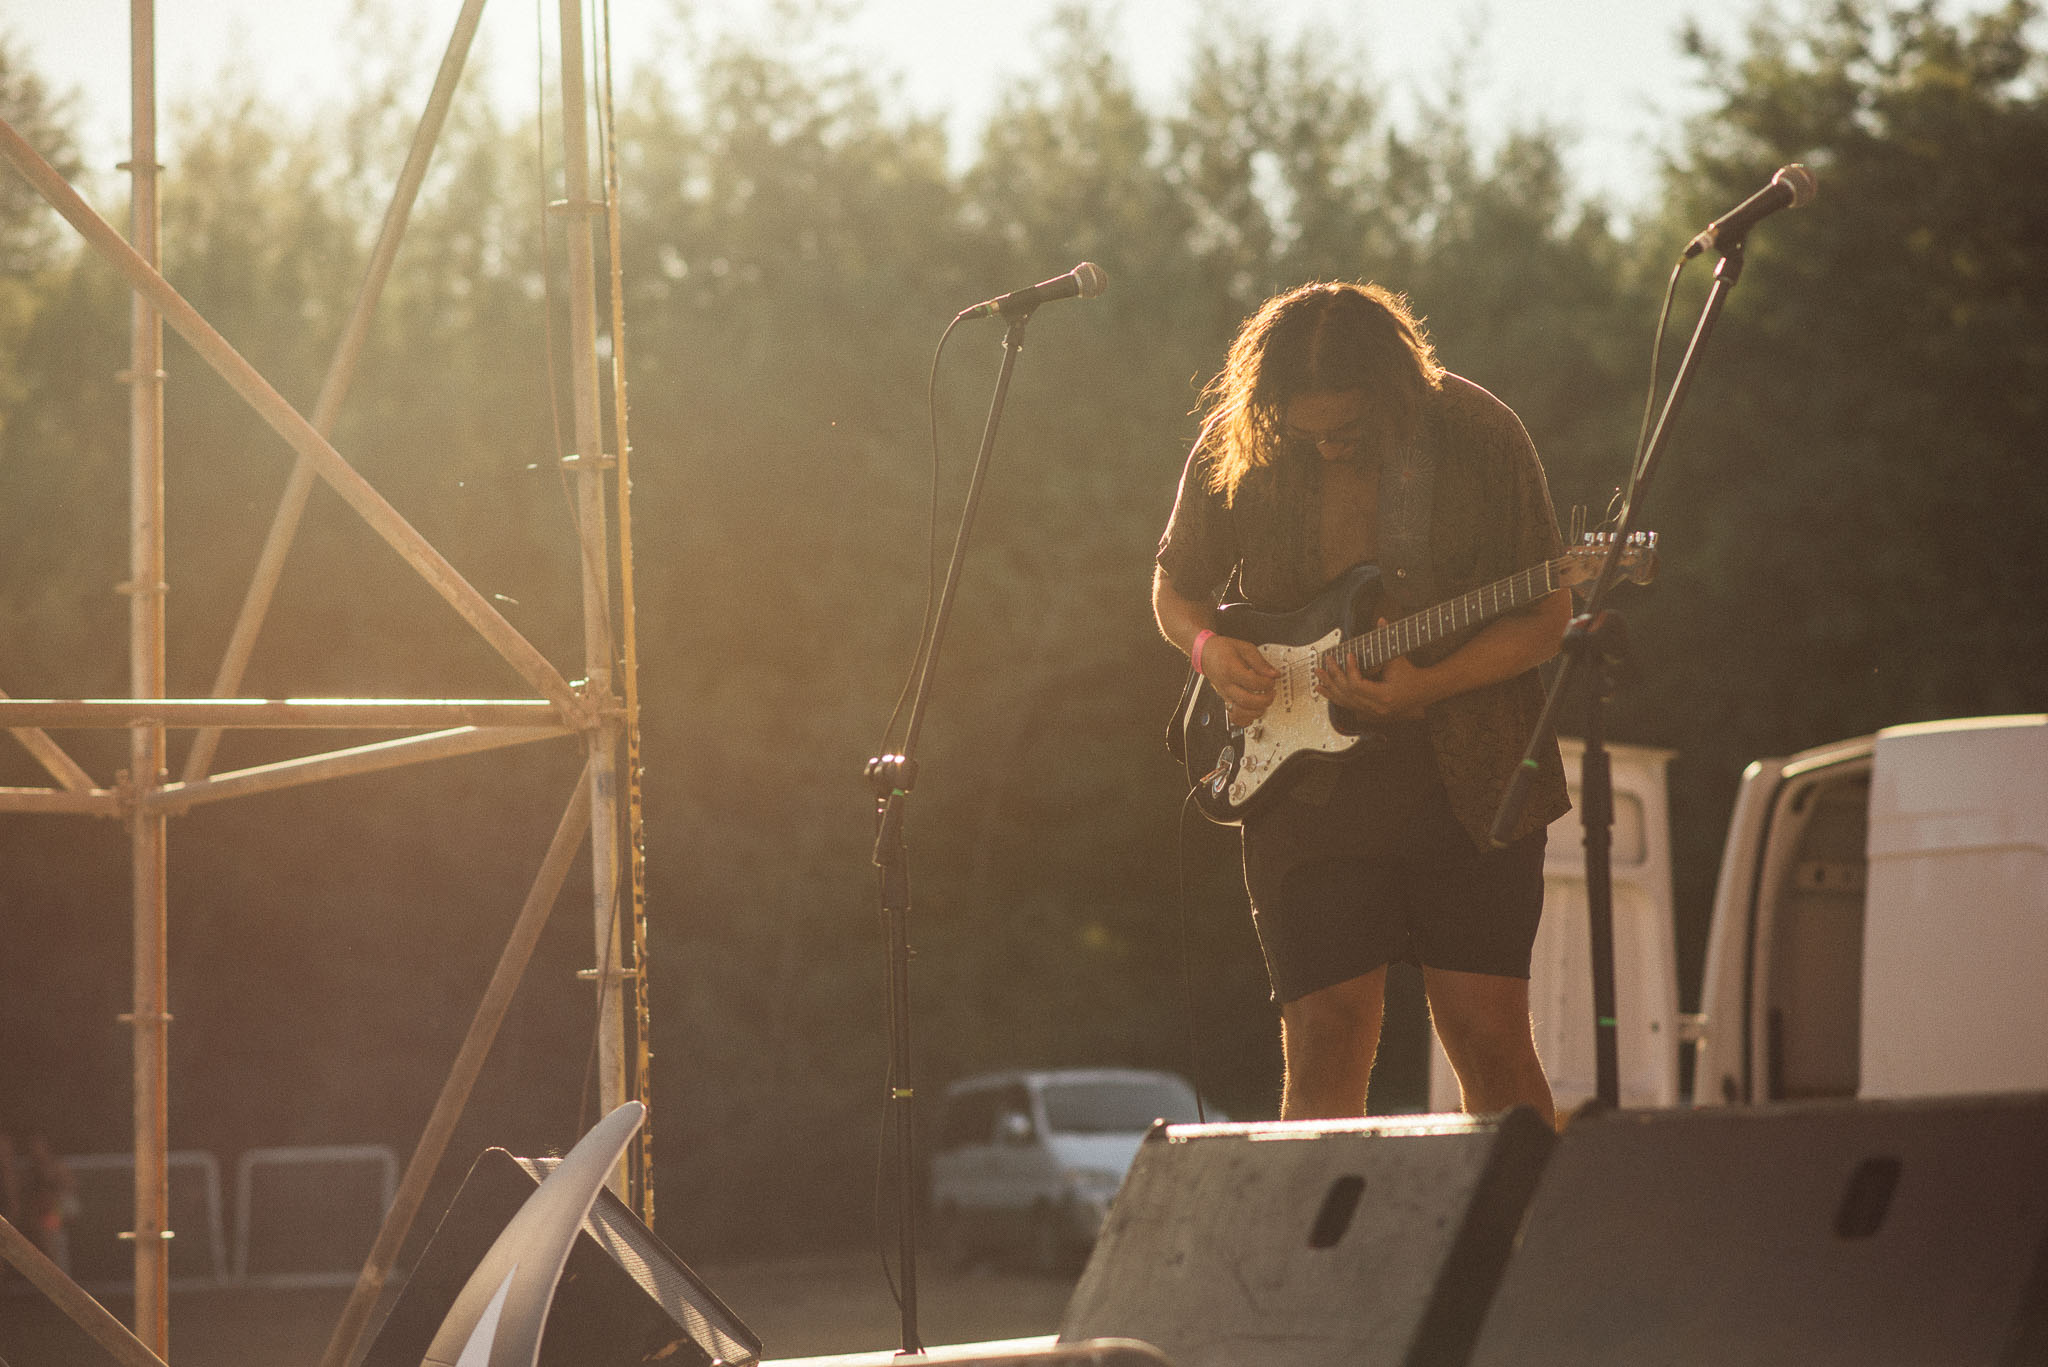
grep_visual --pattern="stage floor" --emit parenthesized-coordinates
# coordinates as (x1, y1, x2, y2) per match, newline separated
(0, 1250, 1077, 1367)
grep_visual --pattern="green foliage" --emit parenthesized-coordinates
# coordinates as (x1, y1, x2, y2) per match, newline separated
(0, 35, 126, 707)
(2, 1, 2040, 1259)
(1655, 0, 2048, 665)
(0, 36, 85, 480)
(1615, 0, 2048, 966)
(0, 36, 80, 276)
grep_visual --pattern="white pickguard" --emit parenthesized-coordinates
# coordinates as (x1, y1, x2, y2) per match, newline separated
(1214, 628, 1360, 811)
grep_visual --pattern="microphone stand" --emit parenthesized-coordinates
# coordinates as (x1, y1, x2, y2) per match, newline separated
(1492, 240, 1752, 1108)
(865, 308, 1035, 1354)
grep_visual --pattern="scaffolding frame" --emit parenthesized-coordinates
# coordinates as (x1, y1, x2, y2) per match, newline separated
(0, 2, 651, 1361)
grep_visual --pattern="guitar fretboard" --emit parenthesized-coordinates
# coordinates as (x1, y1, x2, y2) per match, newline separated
(1327, 559, 1564, 673)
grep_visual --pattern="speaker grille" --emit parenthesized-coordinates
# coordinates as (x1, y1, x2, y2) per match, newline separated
(1059, 1109, 1555, 1367)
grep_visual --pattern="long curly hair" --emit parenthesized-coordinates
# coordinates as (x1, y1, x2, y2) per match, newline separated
(1197, 281, 1444, 503)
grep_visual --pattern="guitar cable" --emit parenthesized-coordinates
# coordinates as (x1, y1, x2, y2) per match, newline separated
(1617, 255, 1690, 528)
(1176, 784, 1217, 1126)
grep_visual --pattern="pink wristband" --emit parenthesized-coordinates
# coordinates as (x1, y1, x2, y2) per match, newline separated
(1191, 628, 1216, 675)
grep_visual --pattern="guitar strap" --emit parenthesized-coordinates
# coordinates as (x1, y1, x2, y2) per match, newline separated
(1287, 429, 1440, 809)
(1375, 428, 1438, 615)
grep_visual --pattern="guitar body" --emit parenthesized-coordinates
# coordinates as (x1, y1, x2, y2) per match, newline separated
(1171, 532, 1656, 827)
(1179, 563, 1387, 824)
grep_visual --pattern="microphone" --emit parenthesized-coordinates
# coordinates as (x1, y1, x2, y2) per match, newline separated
(958, 262, 1108, 319)
(1683, 163, 1817, 258)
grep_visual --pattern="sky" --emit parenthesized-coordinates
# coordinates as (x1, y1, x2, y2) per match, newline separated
(2, 0, 1754, 213)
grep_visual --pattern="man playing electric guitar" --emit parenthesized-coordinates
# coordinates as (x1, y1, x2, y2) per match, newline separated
(1152, 281, 1572, 1125)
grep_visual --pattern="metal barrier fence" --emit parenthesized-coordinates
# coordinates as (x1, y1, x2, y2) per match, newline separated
(41, 1145, 395, 1294)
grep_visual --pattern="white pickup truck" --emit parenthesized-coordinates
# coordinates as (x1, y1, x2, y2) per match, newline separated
(1430, 713, 2048, 1112)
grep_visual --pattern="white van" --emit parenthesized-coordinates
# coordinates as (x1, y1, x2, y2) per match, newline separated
(1691, 713, 2048, 1105)
(1422, 715, 2048, 1113)
(927, 1068, 1205, 1270)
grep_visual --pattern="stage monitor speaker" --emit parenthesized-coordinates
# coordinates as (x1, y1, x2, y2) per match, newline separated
(360, 1148, 761, 1367)
(887, 1341, 1169, 1367)
(1466, 1091, 2048, 1367)
(1058, 1108, 1555, 1367)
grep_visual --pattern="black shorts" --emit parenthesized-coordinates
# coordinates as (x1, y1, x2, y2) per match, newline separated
(1243, 726, 1548, 1003)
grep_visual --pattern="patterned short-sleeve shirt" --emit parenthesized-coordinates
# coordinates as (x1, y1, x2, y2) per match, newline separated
(1156, 372, 1571, 850)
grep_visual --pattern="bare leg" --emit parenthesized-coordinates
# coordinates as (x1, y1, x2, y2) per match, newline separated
(1277, 968, 1388, 1120)
(1423, 966, 1555, 1127)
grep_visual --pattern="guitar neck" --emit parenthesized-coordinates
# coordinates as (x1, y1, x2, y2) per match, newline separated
(1335, 558, 1564, 672)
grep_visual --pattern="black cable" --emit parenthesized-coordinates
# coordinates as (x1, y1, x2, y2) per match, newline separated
(1175, 786, 1215, 1124)
(1616, 256, 1691, 527)
(876, 315, 966, 754)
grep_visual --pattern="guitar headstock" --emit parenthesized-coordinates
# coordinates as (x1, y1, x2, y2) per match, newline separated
(1558, 531, 1659, 589)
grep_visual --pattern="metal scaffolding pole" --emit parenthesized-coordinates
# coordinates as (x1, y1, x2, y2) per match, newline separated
(0, 0, 653, 1349)
(553, 0, 630, 1166)
(0, 699, 569, 729)
(120, 1, 171, 1352)
(0, 1216, 168, 1367)
(596, 0, 656, 1219)
(0, 684, 98, 792)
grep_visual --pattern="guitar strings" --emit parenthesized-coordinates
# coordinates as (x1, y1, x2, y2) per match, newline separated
(1306, 559, 1563, 679)
(1266, 536, 1642, 700)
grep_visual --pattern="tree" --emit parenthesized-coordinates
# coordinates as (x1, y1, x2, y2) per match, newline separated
(0, 34, 125, 705)
(1612, 0, 2048, 965)
(28, 0, 2034, 1261)
(0, 35, 80, 277)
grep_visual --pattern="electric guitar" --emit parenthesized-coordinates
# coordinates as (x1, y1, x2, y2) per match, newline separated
(1175, 533, 1657, 824)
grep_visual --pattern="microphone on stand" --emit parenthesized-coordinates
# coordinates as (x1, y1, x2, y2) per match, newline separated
(1683, 164, 1817, 258)
(957, 262, 1109, 319)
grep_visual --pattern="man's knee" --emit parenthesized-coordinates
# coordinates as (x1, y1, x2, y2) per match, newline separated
(1424, 967, 1553, 1120)
(1425, 970, 1537, 1066)
(1293, 983, 1380, 1028)
(1280, 972, 1387, 1072)
(1433, 1003, 1532, 1061)
(1279, 971, 1388, 1119)
(1283, 972, 1384, 1035)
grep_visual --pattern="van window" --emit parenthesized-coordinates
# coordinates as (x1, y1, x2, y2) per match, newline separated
(1764, 772, 1870, 1100)
(1040, 1078, 1200, 1134)
(937, 1089, 999, 1151)
(937, 1083, 1033, 1150)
